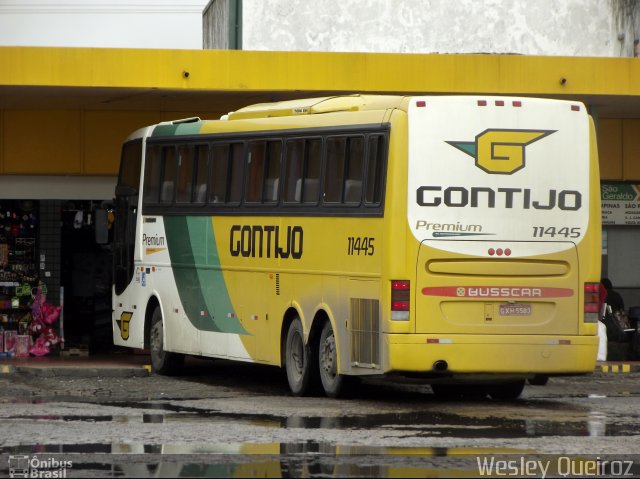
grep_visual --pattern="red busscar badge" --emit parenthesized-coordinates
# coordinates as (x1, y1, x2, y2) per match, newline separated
(422, 286, 574, 298)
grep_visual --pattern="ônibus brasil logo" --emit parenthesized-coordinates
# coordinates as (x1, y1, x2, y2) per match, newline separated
(447, 129, 556, 174)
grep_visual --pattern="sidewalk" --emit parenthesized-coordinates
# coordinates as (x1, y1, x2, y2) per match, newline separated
(0, 353, 152, 377)
(1, 354, 638, 377)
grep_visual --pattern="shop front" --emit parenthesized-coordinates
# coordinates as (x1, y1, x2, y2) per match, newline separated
(600, 182, 640, 360)
(0, 195, 114, 359)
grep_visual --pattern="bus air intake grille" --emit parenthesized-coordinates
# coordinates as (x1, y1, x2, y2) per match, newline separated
(275, 274, 280, 296)
(349, 298, 380, 369)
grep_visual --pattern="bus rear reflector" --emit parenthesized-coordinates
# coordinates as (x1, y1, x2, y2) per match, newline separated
(584, 282, 600, 323)
(391, 280, 410, 321)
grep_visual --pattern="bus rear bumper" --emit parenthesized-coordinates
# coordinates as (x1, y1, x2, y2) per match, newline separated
(386, 333, 598, 375)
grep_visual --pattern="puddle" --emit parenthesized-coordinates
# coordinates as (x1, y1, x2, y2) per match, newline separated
(4, 399, 637, 439)
(0, 443, 533, 478)
(3, 444, 639, 478)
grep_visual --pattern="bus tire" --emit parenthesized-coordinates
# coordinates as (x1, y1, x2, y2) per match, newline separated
(285, 317, 316, 396)
(150, 306, 184, 376)
(319, 320, 351, 398)
(486, 380, 525, 400)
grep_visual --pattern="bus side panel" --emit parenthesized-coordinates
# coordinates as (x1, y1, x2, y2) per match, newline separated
(213, 215, 384, 372)
(576, 117, 601, 337)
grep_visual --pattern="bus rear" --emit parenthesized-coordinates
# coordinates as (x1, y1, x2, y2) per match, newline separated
(390, 96, 600, 391)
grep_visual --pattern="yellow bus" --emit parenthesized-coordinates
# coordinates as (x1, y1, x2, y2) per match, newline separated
(112, 95, 601, 399)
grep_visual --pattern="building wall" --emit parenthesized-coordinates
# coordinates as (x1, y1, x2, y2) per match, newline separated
(203, 0, 233, 49)
(0, 0, 208, 49)
(239, 0, 640, 57)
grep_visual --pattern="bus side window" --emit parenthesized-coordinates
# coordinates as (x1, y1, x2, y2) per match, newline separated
(284, 139, 304, 203)
(324, 136, 363, 205)
(143, 145, 162, 204)
(246, 140, 282, 204)
(324, 137, 346, 203)
(344, 137, 364, 204)
(210, 143, 244, 204)
(193, 144, 209, 204)
(246, 141, 265, 203)
(284, 138, 320, 204)
(304, 139, 321, 203)
(210, 144, 229, 204)
(176, 145, 193, 204)
(264, 141, 282, 203)
(228, 143, 245, 204)
(160, 146, 177, 204)
(364, 135, 385, 205)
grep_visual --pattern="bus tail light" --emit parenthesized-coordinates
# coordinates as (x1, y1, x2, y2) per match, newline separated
(391, 280, 410, 321)
(584, 282, 600, 323)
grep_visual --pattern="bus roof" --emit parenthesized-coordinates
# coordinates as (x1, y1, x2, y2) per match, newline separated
(226, 95, 407, 120)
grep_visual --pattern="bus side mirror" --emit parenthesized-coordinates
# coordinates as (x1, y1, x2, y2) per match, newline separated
(95, 208, 109, 244)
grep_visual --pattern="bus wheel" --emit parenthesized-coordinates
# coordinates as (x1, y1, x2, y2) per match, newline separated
(150, 306, 184, 375)
(285, 317, 315, 396)
(486, 380, 525, 400)
(319, 321, 350, 398)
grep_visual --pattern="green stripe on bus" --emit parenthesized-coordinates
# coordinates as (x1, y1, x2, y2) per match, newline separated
(164, 215, 248, 335)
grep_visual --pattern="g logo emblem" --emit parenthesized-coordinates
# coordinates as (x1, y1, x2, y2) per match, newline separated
(447, 129, 555, 175)
(117, 312, 133, 340)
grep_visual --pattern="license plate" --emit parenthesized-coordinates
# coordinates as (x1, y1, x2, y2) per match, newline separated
(499, 303, 532, 316)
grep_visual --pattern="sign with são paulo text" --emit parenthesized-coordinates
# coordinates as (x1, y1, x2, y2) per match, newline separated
(601, 183, 640, 225)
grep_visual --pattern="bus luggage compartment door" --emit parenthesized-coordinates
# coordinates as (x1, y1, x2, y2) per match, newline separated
(415, 240, 580, 336)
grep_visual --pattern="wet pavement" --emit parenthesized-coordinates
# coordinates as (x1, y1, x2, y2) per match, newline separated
(2, 352, 638, 376)
(1, 355, 639, 477)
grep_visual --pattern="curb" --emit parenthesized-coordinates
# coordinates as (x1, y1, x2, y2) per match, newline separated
(0, 364, 151, 378)
(595, 362, 639, 374)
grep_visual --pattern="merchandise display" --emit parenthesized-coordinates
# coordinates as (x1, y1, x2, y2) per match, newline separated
(0, 200, 62, 358)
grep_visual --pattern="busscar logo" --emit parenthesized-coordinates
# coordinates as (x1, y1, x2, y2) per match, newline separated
(447, 129, 556, 174)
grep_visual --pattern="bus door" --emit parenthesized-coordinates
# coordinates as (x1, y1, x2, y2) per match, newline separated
(415, 240, 581, 336)
(113, 139, 142, 297)
(112, 139, 143, 347)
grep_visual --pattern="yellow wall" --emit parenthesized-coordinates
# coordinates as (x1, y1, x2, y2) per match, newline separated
(0, 109, 220, 176)
(0, 108, 637, 179)
(598, 119, 623, 180)
(622, 120, 640, 180)
(4, 110, 81, 174)
(598, 119, 640, 181)
(84, 111, 161, 175)
(2, 48, 639, 179)
(3, 47, 640, 97)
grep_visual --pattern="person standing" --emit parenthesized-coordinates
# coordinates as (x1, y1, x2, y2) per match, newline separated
(601, 278, 625, 314)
